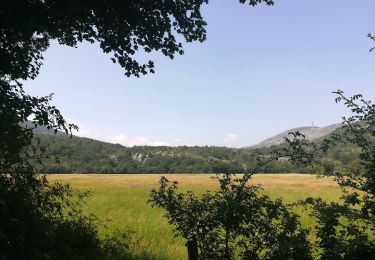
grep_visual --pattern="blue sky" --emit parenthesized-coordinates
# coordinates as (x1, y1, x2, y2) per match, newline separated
(25, 0, 375, 147)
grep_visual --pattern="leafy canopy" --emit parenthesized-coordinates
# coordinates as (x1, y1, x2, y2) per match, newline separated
(0, 0, 274, 80)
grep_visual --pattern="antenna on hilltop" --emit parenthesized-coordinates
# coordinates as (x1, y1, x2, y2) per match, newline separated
(311, 121, 314, 127)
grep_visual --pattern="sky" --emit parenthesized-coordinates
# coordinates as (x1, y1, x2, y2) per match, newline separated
(25, 0, 375, 148)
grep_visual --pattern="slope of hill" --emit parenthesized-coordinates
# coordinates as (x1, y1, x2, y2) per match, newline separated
(31, 123, 361, 174)
(22, 121, 56, 134)
(33, 132, 321, 174)
(250, 123, 341, 148)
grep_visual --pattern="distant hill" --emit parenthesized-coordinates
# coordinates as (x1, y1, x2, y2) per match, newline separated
(33, 133, 259, 174)
(32, 131, 327, 174)
(249, 123, 342, 148)
(27, 122, 359, 174)
(22, 121, 59, 134)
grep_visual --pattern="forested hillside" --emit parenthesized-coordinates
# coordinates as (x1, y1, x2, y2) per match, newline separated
(35, 132, 362, 174)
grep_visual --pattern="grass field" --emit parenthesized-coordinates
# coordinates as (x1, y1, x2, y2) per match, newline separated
(48, 174, 341, 259)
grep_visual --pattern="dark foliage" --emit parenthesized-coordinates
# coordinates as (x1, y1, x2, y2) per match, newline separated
(0, 1, 277, 258)
(0, 172, 135, 259)
(0, 81, 135, 259)
(0, 0, 274, 80)
(3, 1, 373, 258)
(149, 139, 316, 259)
(295, 91, 375, 259)
(150, 175, 312, 259)
(369, 33, 375, 53)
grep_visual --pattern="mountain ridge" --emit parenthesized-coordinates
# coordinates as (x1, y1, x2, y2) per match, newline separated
(30, 122, 358, 174)
(248, 123, 342, 148)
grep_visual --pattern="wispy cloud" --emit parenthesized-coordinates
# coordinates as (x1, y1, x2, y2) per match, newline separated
(224, 133, 239, 144)
(103, 134, 152, 146)
(103, 135, 190, 147)
(66, 118, 94, 138)
(67, 118, 190, 147)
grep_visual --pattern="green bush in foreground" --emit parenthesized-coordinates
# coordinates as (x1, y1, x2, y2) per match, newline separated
(150, 92, 375, 259)
(150, 174, 312, 259)
(299, 91, 375, 259)
(150, 138, 319, 259)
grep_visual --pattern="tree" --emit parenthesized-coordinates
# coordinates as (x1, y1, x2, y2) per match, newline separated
(150, 175, 312, 260)
(149, 92, 375, 259)
(3, 1, 373, 258)
(149, 143, 318, 259)
(1, 1, 275, 258)
(369, 33, 375, 53)
(0, 79, 140, 259)
(0, 0, 274, 81)
(294, 91, 375, 259)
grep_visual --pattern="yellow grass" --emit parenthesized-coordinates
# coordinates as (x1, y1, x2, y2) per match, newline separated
(48, 174, 341, 259)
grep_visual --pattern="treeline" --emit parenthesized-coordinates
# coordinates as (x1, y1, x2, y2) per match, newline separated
(34, 133, 362, 174)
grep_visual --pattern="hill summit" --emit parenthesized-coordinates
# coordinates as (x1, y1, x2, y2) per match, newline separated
(250, 123, 341, 148)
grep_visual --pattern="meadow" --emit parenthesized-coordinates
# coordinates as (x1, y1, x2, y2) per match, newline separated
(48, 174, 342, 259)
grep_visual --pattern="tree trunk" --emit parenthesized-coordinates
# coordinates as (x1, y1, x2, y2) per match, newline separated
(186, 238, 198, 260)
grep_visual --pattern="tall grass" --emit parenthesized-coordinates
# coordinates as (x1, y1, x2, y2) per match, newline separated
(48, 174, 341, 259)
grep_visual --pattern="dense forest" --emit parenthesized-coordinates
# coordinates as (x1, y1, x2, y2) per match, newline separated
(35, 131, 362, 174)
